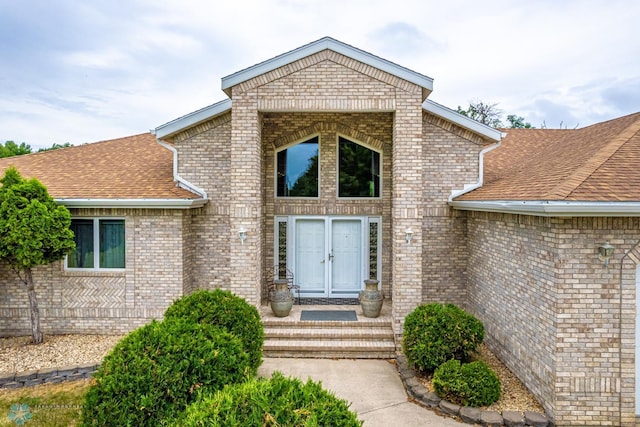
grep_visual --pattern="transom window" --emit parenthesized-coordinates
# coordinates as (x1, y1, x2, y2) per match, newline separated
(338, 136, 381, 198)
(276, 136, 319, 197)
(67, 218, 125, 270)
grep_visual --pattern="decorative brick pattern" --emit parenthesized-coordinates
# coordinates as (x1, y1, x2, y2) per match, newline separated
(0, 208, 188, 335)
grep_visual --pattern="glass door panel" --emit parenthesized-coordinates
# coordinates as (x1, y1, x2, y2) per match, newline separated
(294, 219, 326, 295)
(330, 219, 362, 295)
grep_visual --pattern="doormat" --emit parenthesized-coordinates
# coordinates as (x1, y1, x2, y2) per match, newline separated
(300, 310, 357, 321)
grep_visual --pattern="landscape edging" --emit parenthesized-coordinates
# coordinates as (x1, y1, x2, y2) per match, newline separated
(396, 354, 554, 427)
(0, 364, 99, 389)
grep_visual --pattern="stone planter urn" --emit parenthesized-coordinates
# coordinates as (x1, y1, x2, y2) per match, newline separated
(270, 279, 294, 317)
(359, 279, 383, 318)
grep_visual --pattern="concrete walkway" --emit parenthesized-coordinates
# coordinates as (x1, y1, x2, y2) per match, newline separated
(258, 358, 464, 426)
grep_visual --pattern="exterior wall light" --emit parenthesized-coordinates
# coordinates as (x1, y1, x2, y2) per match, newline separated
(405, 228, 413, 245)
(239, 227, 247, 245)
(598, 241, 614, 267)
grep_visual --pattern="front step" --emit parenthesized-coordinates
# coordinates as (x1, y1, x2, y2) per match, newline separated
(261, 303, 396, 359)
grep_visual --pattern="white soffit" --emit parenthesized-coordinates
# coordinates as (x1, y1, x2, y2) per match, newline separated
(423, 99, 503, 142)
(449, 200, 640, 217)
(153, 99, 232, 139)
(221, 37, 434, 97)
(57, 198, 207, 209)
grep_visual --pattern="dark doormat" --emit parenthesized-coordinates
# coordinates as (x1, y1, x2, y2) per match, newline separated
(300, 310, 357, 321)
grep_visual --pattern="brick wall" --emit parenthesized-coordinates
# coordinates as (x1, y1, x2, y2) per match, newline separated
(173, 115, 232, 290)
(466, 211, 557, 419)
(466, 211, 640, 426)
(421, 112, 486, 306)
(0, 208, 188, 335)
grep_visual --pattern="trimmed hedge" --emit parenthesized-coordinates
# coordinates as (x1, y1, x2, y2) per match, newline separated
(164, 289, 264, 374)
(432, 359, 501, 407)
(402, 303, 485, 373)
(172, 372, 363, 427)
(81, 319, 251, 426)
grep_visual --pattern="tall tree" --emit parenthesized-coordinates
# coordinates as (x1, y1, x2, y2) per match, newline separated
(457, 101, 503, 128)
(506, 114, 533, 128)
(0, 167, 75, 343)
(457, 101, 537, 129)
(0, 141, 32, 158)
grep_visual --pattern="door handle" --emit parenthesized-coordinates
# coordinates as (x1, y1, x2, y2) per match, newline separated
(328, 253, 334, 262)
(320, 259, 325, 264)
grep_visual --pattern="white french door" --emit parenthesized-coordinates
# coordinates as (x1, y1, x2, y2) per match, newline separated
(284, 216, 378, 298)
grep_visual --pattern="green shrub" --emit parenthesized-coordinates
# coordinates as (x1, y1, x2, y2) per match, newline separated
(402, 303, 485, 373)
(172, 372, 363, 427)
(432, 359, 501, 407)
(164, 289, 264, 374)
(82, 319, 251, 426)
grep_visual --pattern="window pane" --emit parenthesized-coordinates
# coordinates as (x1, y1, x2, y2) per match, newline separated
(99, 220, 125, 268)
(339, 137, 380, 197)
(69, 219, 94, 268)
(277, 137, 319, 197)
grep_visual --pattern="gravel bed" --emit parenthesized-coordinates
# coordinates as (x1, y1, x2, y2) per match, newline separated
(416, 343, 545, 413)
(2, 335, 545, 415)
(0, 334, 123, 374)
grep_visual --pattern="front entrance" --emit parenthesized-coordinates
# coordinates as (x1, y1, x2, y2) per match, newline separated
(276, 216, 380, 298)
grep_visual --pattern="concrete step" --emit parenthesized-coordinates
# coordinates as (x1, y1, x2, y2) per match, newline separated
(264, 338, 396, 359)
(265, 326, 394, 340)
(261, 303, 397, 359)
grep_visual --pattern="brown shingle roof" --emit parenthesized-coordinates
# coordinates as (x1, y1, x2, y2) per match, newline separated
(0, 133, 199, 200)
(457, 112, 640, 201)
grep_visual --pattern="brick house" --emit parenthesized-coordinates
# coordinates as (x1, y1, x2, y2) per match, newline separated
(0, 37, 639, 425)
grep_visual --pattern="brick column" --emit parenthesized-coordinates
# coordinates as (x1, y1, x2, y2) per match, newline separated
(391, 89, 424, 338)
(228, 90, 263, 306)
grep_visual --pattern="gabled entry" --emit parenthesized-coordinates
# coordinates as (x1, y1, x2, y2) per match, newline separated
(275, 216, 380, 298)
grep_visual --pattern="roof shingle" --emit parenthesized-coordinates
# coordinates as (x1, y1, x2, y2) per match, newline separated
(0, 133, 198, 200)
(457, 112, 640, 202)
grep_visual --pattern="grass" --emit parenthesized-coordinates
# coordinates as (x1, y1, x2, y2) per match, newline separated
(0, 379, 92, 427)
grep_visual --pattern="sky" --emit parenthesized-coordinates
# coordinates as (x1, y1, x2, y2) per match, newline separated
(1, 0, 638, 150)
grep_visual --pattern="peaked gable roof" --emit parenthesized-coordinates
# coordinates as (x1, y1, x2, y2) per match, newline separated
(221, 37, 434, 99)
(452, 112, 640, 215)
(156, 38, 500, 142)
(0, 133, 205, 209)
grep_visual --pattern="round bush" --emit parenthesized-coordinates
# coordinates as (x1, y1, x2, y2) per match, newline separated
(402, 303, 485, 373)
(432, 359, 501, 407)
(172, 372, 363, 427)
(164, 289, 264, 375)
(82, 319, 251, 426)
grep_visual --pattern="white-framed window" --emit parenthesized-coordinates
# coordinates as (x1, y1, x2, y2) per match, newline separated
(337, 136, 381, 198)
(66, 218, 125, 270)
(276, 135, 320, 198)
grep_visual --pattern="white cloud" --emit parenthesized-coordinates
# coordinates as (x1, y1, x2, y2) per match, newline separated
(0, 0, 638, 148)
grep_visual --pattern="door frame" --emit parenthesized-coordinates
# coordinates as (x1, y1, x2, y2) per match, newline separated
(274, 215, 381, 298)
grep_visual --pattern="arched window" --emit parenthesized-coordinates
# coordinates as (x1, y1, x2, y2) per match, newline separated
(276, 136, 319, 197)
(338, 136, 380, 198)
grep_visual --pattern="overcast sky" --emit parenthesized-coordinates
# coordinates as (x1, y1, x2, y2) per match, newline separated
(1, 0, 638, 149)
